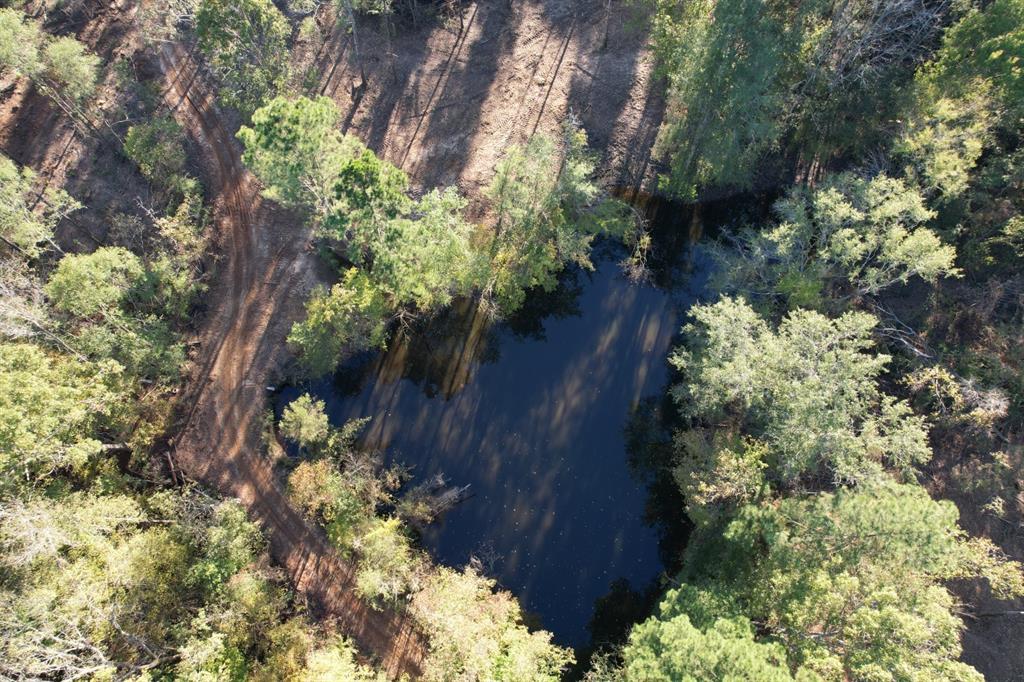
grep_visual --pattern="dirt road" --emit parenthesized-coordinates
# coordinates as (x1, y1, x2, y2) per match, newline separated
(158, 44, 426, 678)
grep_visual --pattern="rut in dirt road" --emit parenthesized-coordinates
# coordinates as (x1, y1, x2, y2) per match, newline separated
(158, 44, 427, 678)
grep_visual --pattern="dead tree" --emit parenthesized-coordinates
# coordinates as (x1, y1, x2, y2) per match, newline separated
(400, 472, 472, 529)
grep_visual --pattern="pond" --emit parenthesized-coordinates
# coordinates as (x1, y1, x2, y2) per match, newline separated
(275, 197, 761, 647)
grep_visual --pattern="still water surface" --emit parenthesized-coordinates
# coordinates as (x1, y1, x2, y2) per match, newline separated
(279, 234, 713, 645)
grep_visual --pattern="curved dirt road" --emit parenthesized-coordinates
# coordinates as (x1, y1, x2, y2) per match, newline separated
(159, 45, 426, 678)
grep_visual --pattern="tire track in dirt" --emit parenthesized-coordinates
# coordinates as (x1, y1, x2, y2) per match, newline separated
(397, 2, 479, 169)
(313, 0, 665, 197)
(158, 44, 426, 679)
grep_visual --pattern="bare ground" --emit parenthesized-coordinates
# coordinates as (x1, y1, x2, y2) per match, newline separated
(308, 0, 665, 202)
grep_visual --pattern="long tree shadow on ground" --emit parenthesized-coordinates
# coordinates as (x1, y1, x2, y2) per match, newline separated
(313, 0, 665, 199)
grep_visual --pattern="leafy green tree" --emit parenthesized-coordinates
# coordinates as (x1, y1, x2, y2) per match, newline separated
(285, 406, 396, 549)
(896, 87, 995, 201)
(238, 95, 354, 210)
(241, 96, 481, 312)
(649, 0, 798, 198)
(321, 159, 481, 311)
(927, 0, 1023, 114)
(620, 610, 795, 681)
(355, 186, 481, 310)
(671, 297, 930, 498)
(299, 637, 385, 681)
(896, 0, 1024, 279)
(0, 153, 81, 259)
(189, 500, 264, 592)
(289, 457, 370, 547)
(155, 187, 209, 265)
(44, 247, 145, 318)
(629, 288, 1024, 681)
(656, 482, 1023, 681)
(280, 393, 331, 449)
(650, 0, 945, 197)
(286, 268, 389, 376)
(290, 458, 353, 522)
(484, 122, 630, 314)
(44, 247, 193, 382)
(412, 566, 574, 681)
(284, 411, 420, 605)
(140, 251, 207, 323)
(126, 186, 211, 327)
(0, 489, 289, 680)
(241, 99, 632, 319)
(252, 619, 384, 681)
(789, 175, 957, 296)
(0, 9, 100, 120)
(0, 8, 41, 76)
(124, 115, 188, 191)
(176, 629, 248, 682)
(195, 0, 290, 115)
(41, 36, 100, 103)
(352, 516, 422, 605)
(712, 174, 958, 309)
(0, 342, 125, 488)
(319, 143, 411, 261)
(889, 0, 1021, 207)
(72, 311, 187, 382)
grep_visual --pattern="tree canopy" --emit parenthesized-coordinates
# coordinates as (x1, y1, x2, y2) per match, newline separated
(711, 174, 959, 310)
(621, 610, 794, 682)
(650, 0, 946, 198)
(0, 342, 125, 490)
(0, 8, 100, 112)
(618, 296, 1024, 680)
(241, 96, 481, 317)
(0, 153, 80, 259)
(195, 0, 290, 115)
(483, 122, 632, 314)
(286, 268, 389, 376)
(671, 297, 930, 495)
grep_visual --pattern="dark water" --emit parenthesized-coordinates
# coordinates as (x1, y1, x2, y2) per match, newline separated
(276, 195, 762, 646)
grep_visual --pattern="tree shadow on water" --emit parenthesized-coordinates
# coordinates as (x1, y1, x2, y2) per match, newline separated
(502, 265, 586, 342)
